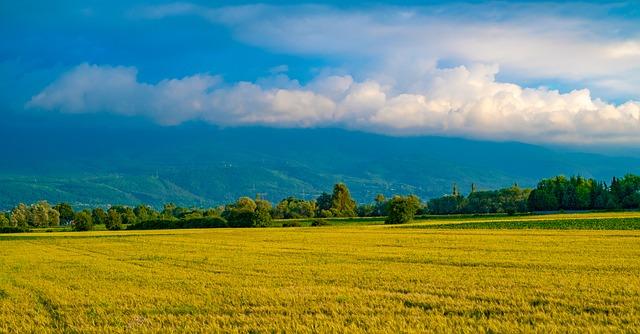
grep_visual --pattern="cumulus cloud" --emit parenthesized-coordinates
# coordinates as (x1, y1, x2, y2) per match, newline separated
(28, 63, 640, 145)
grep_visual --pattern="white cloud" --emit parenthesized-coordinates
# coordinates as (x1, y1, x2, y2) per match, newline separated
(28, 63, 640, 145)
(130, 3, 640, 100)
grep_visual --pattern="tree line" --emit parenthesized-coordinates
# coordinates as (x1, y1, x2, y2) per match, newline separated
(1, 174, 639, 231)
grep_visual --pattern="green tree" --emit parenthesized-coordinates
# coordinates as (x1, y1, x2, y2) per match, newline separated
(48, 208, 60, 227)
(204, 207, 223, 217)
(105, 209, 123, 230)
(357, 203, 376, 217)
(73, 211, 93, 231)
(0, 213, 9, 227)
(161, 203, 178, 219)
(54, 203, 74, 224)
(428, 195, 464, 214)
(134, 205, 157, 222)
(385, 195, 421, 224)
(253, 199, 273, 227)
(121, 207, 138, 225)
(92, 208, 107, 225)
(330, 183, 356, 217)
(274, 197, 315, 219)
(315, 193, 333, 217)
(618, 174, 640, 209)
(223, 197, 258, 227)
(221, 197, 273, 228)
(30, 201, 51, 227)
(183, 210, 204, 220)
(374, 194, 387, 216)
(10, 203, 29, 227)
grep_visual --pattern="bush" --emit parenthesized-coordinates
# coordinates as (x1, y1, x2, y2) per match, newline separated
(105, 209, 123, 231)
(385, 196, 421, 225)
(222, 197, 273, 227)
(0, 226, 30, 233)
(310, 219, 330, 227)
(73, 211, 94, 231)
(282, 221, 302, 227)
(128, 217, 228, 230)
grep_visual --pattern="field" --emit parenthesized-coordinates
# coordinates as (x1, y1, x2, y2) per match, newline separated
(2, 213, 640, 333)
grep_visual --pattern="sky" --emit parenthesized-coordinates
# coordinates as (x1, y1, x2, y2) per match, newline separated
(2, 0, 640, 146)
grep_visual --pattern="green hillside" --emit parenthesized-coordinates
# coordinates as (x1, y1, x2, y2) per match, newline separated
(1, 124, 639, 209)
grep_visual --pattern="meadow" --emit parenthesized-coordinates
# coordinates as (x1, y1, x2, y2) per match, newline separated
(1, 212, 640, 333)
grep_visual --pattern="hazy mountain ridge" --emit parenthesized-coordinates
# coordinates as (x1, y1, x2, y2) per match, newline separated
(1, 121, 639, 209)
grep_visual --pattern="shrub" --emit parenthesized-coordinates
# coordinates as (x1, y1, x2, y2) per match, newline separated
(105, 209, 123, 231)
(223, 197, 273, 227)
(128, 217, 228, 230)
(310, 219, 330, 227)
(0, 226, 30, 233)
(282, 221, 302, 227)
(72, 211, 94, 231)
(385, 196, 421, 225)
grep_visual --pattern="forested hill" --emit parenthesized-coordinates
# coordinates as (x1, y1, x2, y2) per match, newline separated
(1, 120, 639, 209)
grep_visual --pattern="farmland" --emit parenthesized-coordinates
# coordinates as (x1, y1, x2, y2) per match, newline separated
(2, 213, 640, 332)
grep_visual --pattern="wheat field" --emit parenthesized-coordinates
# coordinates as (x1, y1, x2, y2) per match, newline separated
(1, 216, 640, 333)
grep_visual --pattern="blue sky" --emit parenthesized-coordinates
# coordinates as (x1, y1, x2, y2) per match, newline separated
(2, 1, 640, 145)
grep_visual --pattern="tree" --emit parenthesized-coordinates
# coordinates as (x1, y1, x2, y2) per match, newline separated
(357, 203, 376, 217)
(315, 193, 333, 217)
(105, 209, 122, 230)
(222, 197, 273, 227)
(591, 181, 610, 209)
(134, 205, 157, 222)
(161, 203, 178, 219)
(10, 203, 29, 227)
(92, 208, 107, 225)
(374, 194, 387, 216)
(204, 207, 223, 217)
(54, 203, 74, 224)
(0, 213, 9, 227)
(30, 201, 51, 227)
(330, 183, 356, 217)
(121, 207, 138, 225)
(72, 211, 93, 231)
(223, 197, 258, 227)
(48, 208, 60, 227)
(274, 197, 315, 219)
(618, 174, 640, 209)
(385, 195, 421, 225)
(253, 199, 273, 227)
(428, 195, 464, 214)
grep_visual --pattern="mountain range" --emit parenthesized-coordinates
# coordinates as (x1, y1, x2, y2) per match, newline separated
(1, 118, 639, 210)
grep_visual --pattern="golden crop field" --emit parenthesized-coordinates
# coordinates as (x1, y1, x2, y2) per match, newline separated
(2, 214, 640, 333)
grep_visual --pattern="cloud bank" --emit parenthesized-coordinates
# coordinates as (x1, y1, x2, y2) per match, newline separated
(28, 63, 640, 145)
(24, 3, 640, 145)
(132, 3, 640, 100)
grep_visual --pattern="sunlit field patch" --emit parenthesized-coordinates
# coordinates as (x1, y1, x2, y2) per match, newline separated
(1, 213, 640, 332)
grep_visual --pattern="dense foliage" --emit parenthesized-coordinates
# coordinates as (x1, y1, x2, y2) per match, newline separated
(221, 197, 272, 227)
(316, 183, 358, 217)
(72, 211, 93, 231)
(385, 196, 421, 224)
(428, 184, 530, 215)
(0, 226, 30, 233)
(528, 175, 640, 211)
(1, 175, 639, 232)
(128, 217, 227, 230)
(273, 197, 316, 219)
(7, 201, 59, 228)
